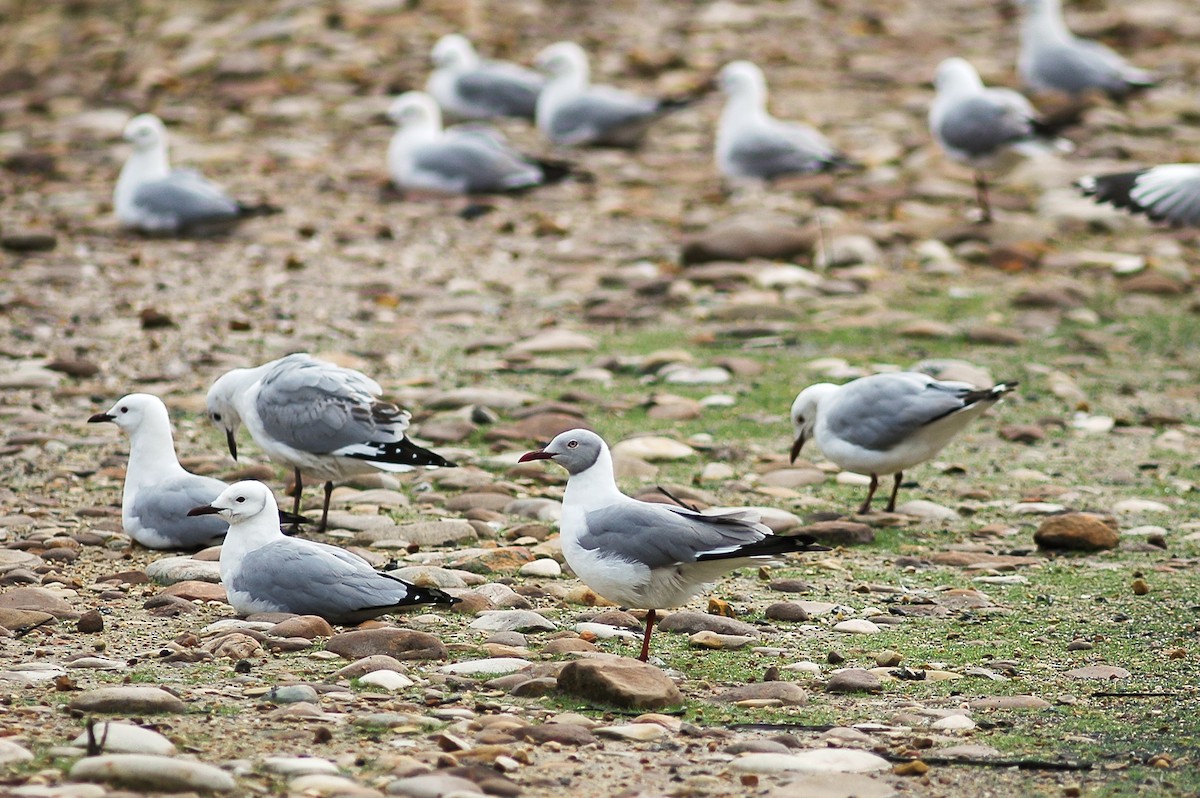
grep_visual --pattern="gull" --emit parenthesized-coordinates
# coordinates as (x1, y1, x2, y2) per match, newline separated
(716, 60, 856, 182)
(534, 41, 692, 148)
(426, 34, 544, 121)
(1018, 0, 1156, 100)
(519, 429, 826, 662)
(790, 373, 1017, 514)
(386, 91, 569, 195)
(114, 113, 278, 235)
(1076, 165, 1200, 227)
(189, 481, 459, 623)
(88, 393, 306, 549)
(930, 57, 1072, 222)
(206, 353, 454, 533)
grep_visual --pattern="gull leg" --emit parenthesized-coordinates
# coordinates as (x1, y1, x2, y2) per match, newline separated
(857, 475, 879, 515)
(319, 481, 334, 534)
(638, 608, 657, 662)
(974, 171, 992, 223)
(290, 468, 304, 533)
(885, 471, 903, 513)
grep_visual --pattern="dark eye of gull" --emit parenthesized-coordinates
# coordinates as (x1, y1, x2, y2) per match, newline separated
(235, 496, 245, 503)
(566, 440, 579, 449)
(213, 412, 222, 422)
(119, 407, 128, 414)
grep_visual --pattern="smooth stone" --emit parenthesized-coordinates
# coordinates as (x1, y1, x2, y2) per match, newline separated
(69, 687, 187, 714)
(469, 610, 556, 632)
(1034, 513, 1119, 551)
(385, 774, 482, 797)
(797, 520, 874, 546)
(513, 723, 598, 746)
(425, 387, 538, 410)
(1112, 499, 1171, 514)
(332, 655, 408, 680)
(768, 773, 897, 798)
(439, 658, 532, 677)
(662, 366, 731, 385)
(518, 559, 562, 578)
(731, 748, 890, 774)
(268, 615, 334, 640)
(0, 608, 56, 632)
(325, 629, 448, 661)
(656, 611, 758, 637)
(610, 436, 695, 461)
(289, 773, 383, 796)
(765, 602, 810, 622)
(145, 557, 222, 585)
(367, 520, 477, 546)
(0, 739, 34, 765)
(574, 622, 639, 640)
(71, 723, 175, 755)
(508, 329, 597, 354)
(387, 567, 470, 589)
(714, 682, 808, 706)
(826, 669, 882, 693)
(358, 669, 414, 691)
(833, 619, 880, 634)
(8, 786, 107, 798)
(1065, 665, 1131, 679)
(689, 631, 755, 650)
(263, 756, 339, 776)
(69, 754, 235, 792)
(267, 685, 319, 704)
(894, 500, 959, 521)
(557, 657, 683, 710)
(968, 695, 1051, 709)
(0, 587, 78, 618)
(931, 714, 976, 730)
(594, 723, 668, 741)
(936, 744, 1002, 758)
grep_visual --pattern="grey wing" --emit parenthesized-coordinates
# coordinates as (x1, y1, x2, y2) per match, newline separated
(825, 375, 974, 452)
(1132, 166, 1200, 226)
(132, 171, 239, 226)
(456, 68, 543, 118)
(232, 540, 411, 618)
(1029, 40, 1128, 95)
(578, 501, 768, 570)
(256, 357, 406, 453)
(130, 474, 228, 548)
(548, 92, 657, 142)
(413, 137, 540, 193)
(936, 95, 1032, 158)
(728, 121, 837, 178)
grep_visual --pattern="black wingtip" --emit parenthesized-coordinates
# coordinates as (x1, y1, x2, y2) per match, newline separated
(236, 201, 283, 218)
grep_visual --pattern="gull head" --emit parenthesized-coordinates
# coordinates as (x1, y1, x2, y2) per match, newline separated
(431, 34, 477, 69)
(188, 480, 274, 525)
(205, 371, 247, 460)
(387, 91, 443, 130)
(88, 392, 169, 435)
(519, 428, 605, 476)
(718, 60, 767, 99)
(934, 57, 983, 95)
(123, 113, 167, 151)
(535, 41, 588, 80)
(789, 383, 835, 463)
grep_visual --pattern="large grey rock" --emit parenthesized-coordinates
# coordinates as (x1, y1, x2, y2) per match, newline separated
(69, 754, 235, 792)
(657, 611, 759, 637)
(69, 687, 187, 714)
(72, 722, 176, 755)
(713, 682, 808, 705)
(325, 629, 448, 661)
(557, 657, 683, 710)
(146, 557, 222, 585)
(468, 610, 555, 632)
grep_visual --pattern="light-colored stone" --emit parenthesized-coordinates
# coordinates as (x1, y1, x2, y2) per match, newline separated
(518, 559, 562, 578)
(833, 619, 880, 634)
(611, 436, 695, 461)
(69, 754, 236, 792)
(594, 723, 669, 741)
(469, 610, 556, 632)
(730, 748, 891, 773)
(358, 669, 414, 691)
(69, 687, 187, 715)
(145, 557, 222, 585)
(71, 723, 176, 755)
(438, 658, 532, 677)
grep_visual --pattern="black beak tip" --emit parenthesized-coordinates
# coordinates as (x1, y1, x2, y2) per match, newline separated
(88, 413, 114, 424)
(225, 429, 238, 461)
(187, 505, 219, 517)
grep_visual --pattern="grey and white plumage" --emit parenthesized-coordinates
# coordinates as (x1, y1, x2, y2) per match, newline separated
(519, 429, 825, 661)
(87, 393, 304, 549)
(206, 353, 454, 531)
(534, 41, 689, 148)
(188, 481, 458, 624)
(716, 61, 854, 181)
(1076, 165, 1200, 227)
(1018, 0, 1156, 99)
(790, 372, 1017, 514)
(930, 58, 1071, 221)
(426, 34, 544, 121)
(114, 114, 277, 234)
(387, 92, 566, 195)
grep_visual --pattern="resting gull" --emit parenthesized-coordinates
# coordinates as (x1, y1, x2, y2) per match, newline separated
(426, 34, 544, 121)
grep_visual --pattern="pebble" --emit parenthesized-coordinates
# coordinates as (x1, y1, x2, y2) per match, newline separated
(0, 608, 56, 632)
(1112, 499, 1171, 514)
(325, 629, 448, 661)
(469, 610, 556, 632)
(333, 655, 409, 680)
(714, 682, 808, 706)
(766, 773, 898, 798)
(797, 520, 874, 546)
(765, 602, 810, 622)
(699, 463, 736, 481)
(575, 622, 640, 640)
(69, 754, 236, 792)
(76, 609, 104, 633)
(145, 556, 222, 585)
(386, 774, 483, 797)
(894, 500, 959, 521)
(69, 687, 187, 714)
(439, 658, 532, 677)
(689, 631, 755, 650)
(730, 748, 891, 773)
(518, 558, 562, 578)
(826, 669, 882, 693)
(0, 586, 78, 617)
(71, 723, 176, 755)
(833, 619, 880, 634)
(358, 669, 415, 691)
(595, 723, 668, 741)
(557, 658, 683, 710)
(611, 436, 695, 461)
(267, 684, 320, 704)
(514, 723, 598, 746)
(290, 773, 383, 796)
(656, 611, 758, 637)
(268, 615, 334, 639)
(1034, 513, 1119, 551)
(263, 755, 340, 775)
(930, 714, 976, 731)
(387, 566, 471, 589)
(968, 695, 1050, 709)
(662, 366, 731, 385)
(1065, 665, 1131, 679)
(0, 739, 34, 765)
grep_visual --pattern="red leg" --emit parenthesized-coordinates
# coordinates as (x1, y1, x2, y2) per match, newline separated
(638, 608, 657, 662)
(857, 474, 879, 515)
(885, 471, 903, 513)
(974, 172, 992, 223)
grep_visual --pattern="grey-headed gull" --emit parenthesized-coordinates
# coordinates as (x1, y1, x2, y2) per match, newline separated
(716, 60, 855, 182)
(206, 353, 454, 532)
(534, 41, 692, 148)
(114, 113, 278, 235)
(88, 393, 307, 549)
(1018, 0, 1156, 99)
(519, 429, 826, 662)
(188, 481, 458, 623)
(1076, 165, 1200, 227)
(386, 91, 570, 195)
(790, 373, 1017, 514)
(426, 34, 544, 121)
(930, 57, 1071, 222)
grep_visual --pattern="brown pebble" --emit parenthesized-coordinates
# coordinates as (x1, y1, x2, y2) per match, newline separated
(1132, 579, 1150, 595)
(1063, 786, 1082, 797)
(893, 760, 929, 776)
(76, 609, 104, 633)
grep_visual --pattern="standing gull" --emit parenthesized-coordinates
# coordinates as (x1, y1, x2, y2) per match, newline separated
(716, 60, 855, 182)
(387, 91, 569, 195)
(1076, 165, 1200, 227)
(206, 353, 454, 533)
(189, 481, 459, 623)
(534, 41, 691, 148)
(114, 113, 278, 235)
(1018, 0, 1156, 100)
(519, 429, 826, 662)
(426, 34, 544, 121)
(88, 393, 305, 549)
(790, 373, 1017, 514)
(930, 57, 1071, 222)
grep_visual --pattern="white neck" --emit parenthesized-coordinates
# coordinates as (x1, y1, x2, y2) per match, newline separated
(219, 513, 285, 580)
(1024, 1, 1071, 42)
(122, 412, 188, 502)
(114, 145, 170, 212)
(562, 446, 626, 514)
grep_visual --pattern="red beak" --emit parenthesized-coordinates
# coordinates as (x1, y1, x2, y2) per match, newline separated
(518, 450, 554, 463)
